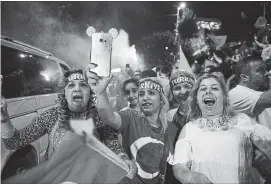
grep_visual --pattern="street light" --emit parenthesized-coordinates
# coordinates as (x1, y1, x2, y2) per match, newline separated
(174, 2, 186, 43)
(180, 2, 186, 9)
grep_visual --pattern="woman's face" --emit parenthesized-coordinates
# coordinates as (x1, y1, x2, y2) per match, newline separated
(197, 78, 224, 117)
(138, 88, 161, 115)
(172, 82, 193, 103)
(124, 82, 139, 106)
(65, 80, 91, 112)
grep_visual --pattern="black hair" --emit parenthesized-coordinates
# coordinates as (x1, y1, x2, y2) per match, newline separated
(236, 56, 263, 81)
(160, 66, 171, 78)
(122, 78, 140, 93)
(141, 69, 157, 78)
(64, 69, 84, 78)
(56, 69, 96, 130)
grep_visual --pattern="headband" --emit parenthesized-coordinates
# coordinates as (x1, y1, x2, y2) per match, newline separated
(171, 75, 195, 87)
(139, 80, 164, 94)
(68, 73, 87, 82)
(58, 72, 87, 89)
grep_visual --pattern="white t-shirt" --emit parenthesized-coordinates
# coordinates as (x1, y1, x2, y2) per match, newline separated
(173, 113, 271, 184)
(229, 85, 271, 130)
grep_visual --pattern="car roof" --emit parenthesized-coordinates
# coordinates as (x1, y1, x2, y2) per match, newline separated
(1, 35, 70, 68)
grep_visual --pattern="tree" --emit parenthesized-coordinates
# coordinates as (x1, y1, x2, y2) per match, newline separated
(137, 31, 178, 68)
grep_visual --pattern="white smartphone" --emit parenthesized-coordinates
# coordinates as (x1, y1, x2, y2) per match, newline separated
(90, 32, 113, 77)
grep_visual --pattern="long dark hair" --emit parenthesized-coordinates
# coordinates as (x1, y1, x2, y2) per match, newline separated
(56, 69, 97, 129)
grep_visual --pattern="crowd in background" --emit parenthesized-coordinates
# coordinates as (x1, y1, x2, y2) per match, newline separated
(1, 22, 271, 184)
(107, 33, 271, 112)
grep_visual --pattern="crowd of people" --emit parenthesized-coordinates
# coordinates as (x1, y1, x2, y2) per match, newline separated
(1, 33, 271, 184)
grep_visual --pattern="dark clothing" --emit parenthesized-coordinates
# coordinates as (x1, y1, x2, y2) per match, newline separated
(118, 110, 169, 184)
(165, 107, 188, 184)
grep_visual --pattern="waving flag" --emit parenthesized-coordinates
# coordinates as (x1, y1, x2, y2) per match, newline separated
(3, 120, 129, 184)
(207, 34, 227, 49)
(254, 16, 267, 29)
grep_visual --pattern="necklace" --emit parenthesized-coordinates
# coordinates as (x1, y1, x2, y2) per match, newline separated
(197, 115, 237, 131)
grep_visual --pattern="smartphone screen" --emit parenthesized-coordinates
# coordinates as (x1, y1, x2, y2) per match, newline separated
(90, 32, 113, 77)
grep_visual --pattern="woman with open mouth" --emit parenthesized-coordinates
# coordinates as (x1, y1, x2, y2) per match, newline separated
(1, 69, 135, 178)
(172, 73, 271, 184)
(87, 63, 171, 184)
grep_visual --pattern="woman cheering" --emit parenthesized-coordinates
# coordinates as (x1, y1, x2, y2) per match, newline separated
(173, 73, 271, 184)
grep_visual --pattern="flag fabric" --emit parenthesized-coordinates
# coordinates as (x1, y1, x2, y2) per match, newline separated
(254, 16, 267, 29)
(207, 34, 227, 49)
(3, 131, 129, 184)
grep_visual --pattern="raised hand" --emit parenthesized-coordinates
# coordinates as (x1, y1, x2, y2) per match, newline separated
(85, 63, 113, 94)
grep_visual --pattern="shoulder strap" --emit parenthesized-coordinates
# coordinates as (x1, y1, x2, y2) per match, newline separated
(158, 131, 169, 184)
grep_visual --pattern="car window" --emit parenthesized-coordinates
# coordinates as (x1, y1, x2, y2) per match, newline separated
(1, 46, 62, 98)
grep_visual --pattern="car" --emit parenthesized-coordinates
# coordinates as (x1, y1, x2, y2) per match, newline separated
(1, 36, 71, 180)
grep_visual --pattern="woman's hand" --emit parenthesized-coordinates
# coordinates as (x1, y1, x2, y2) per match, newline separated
(118, 153, 137, 179)
(85, 63, 113, 94)
(124, 159, 137, 179)
(187, 171, 213, 184)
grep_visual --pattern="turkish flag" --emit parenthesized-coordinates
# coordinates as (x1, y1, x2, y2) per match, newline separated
(207, 34, 227, 49)
(3, 130, 129, 184)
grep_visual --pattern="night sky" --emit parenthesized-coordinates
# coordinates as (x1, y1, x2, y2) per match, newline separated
(1, 1, 270, 67)
(2, 2, 270, 42)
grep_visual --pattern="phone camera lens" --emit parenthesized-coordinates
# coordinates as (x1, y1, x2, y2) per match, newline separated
(99, 38, 103, 42)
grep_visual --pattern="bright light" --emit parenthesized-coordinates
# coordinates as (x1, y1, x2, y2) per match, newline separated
(111, 68, 121, 73)
(180, 2, 186, 9)
(165, 47, 168, 50)
(40, 71, 51, 81)
(19, 53, 27, 58)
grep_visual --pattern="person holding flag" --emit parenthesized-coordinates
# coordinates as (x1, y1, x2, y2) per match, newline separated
(87, 63, 171, 184)
(1, 70, 137, 181)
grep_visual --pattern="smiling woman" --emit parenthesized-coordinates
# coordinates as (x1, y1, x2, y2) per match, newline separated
(188, 73, 235, 122)
(172, 73, 271, 184)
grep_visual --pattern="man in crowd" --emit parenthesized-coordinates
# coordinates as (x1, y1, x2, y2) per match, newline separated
(157, 66, 171, 101)
(229, 56, 271, 129)
(228, 56, 271, 184)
